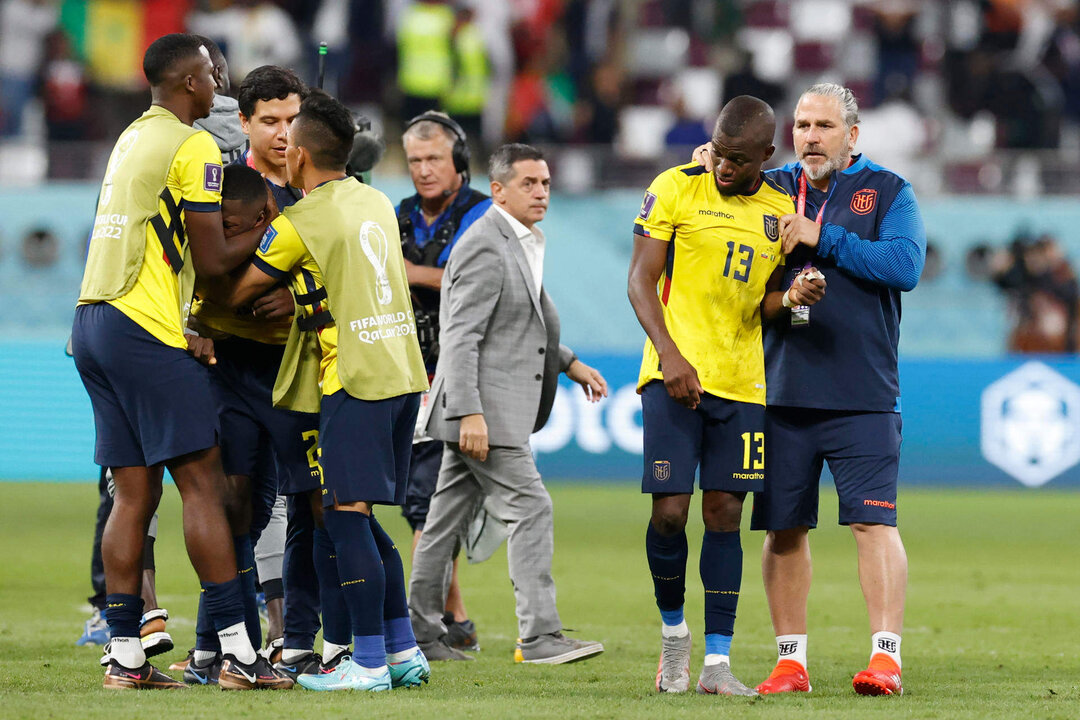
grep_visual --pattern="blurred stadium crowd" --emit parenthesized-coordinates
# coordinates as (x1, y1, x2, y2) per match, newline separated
(2, 0, 1080, 354)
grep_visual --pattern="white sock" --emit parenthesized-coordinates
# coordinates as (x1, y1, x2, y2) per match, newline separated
(703, 653, 729, 666)
(871, 631, 902, 669)
(323, 641, 350, 660)
(110, 636, 145, 669)
(387, 647, 418, 663)
(661, 620, 689, 638)
(281, 647, 312, 664)
(193, 649, 218, 666)
(776, 634, 808, 668)
(218, 622, 257, 664)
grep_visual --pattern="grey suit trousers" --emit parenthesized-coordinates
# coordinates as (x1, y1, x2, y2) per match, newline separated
(409, 442, 561, 641)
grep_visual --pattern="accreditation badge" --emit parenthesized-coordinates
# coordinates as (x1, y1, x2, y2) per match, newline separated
(413, 389, 433, 443)
(790, 304, 810, 327)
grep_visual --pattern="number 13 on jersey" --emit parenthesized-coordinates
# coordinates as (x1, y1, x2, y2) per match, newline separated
(741, 431, 764, 470)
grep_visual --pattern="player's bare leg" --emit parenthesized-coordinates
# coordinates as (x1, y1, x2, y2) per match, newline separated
(757, 527, 813, 694)
(850, 523, 906, 695)
(167, 448, 237, 583)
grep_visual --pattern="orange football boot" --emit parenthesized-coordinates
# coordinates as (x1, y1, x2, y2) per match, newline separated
(755, 658, 811, 694)
(852, 653, 902, 696)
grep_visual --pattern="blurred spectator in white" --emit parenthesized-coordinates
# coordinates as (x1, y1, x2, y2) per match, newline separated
(857, 87, 928, 184)
(188, 0, 302, 84)
(311, 0, 351, 96)
(396, 0, 455, 120)
(0, 0, 59, 137)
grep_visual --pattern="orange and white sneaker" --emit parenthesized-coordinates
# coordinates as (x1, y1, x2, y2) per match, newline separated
(756, 659, 811, 694)
(852, 653, 902, 696)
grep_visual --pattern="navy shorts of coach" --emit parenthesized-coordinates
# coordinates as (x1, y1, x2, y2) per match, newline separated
(72, 302, 219, 468)
(751, 154, 925, 532)
(318, 390, 422, 508)
(640, 380, 766, 495)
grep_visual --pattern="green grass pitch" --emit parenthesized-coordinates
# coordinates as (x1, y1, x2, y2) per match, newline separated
(1, 481, 1078, 719)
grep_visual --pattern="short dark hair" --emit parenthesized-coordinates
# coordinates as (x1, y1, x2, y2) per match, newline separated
(192, 34, 225, 68)
(293, 89, 355, 171)
(222, 164, 267, 206)
(237, 65, 307, 118)
(488, 143, 545, 184)
(143, 33, 205, 86)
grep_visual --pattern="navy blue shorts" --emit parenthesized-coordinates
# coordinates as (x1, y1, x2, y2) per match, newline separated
(208, 337, 321, 496)
(640, 381, 765, 494)
(71, 302, 218, 467)
(318, 390, 421, 507)
(401, 439, 444, 531)
(750, 407, 902, 530)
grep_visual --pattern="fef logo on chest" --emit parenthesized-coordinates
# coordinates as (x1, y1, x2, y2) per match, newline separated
(851, 188, 877, 215)
(762, 214, 779, 241)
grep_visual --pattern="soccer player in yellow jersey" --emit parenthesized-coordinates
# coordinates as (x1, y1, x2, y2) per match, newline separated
(211, 90, 430, 692)
(627, 96, 826, 696)
(70, 33, 290, 690)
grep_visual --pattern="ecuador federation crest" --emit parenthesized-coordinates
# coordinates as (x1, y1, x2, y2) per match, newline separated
(653, 460, 671, 482)
(850, 188, 877, 215)
(763, 214, 779, 242)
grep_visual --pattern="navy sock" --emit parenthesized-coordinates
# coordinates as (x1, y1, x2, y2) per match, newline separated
(322, 509, 385, 666)
(194, 593, 221, 652)
(700, 529, 742, 636)
(234, 534, 262, 650)
(370, 514, 416, 653)
(283, 494, 320, 651)
(104, 593, 143, 639)
(646, 521, 688, 614)
(313, 526, 351, 646)
(200, 575, 247, 633)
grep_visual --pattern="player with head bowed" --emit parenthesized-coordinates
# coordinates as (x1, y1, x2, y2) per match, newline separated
(70, 33, 291, 690)
(629, 95, 826, 696)
(210, 89, 431, 692)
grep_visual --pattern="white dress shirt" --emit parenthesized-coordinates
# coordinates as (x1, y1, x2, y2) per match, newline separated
(494, 204, 545, 293)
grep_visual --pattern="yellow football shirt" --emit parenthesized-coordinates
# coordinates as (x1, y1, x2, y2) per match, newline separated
(108, 126, 223, 348)
(253, 214, 343, 396)
(634, 163, 794, 405)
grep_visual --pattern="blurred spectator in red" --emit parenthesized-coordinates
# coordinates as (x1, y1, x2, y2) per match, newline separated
(0, 0, 59, 137)
(40, 29, 90, 178)
(992, 233, 1080, 353)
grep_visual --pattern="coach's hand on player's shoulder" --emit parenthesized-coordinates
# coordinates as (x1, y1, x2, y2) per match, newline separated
(459, 413, 489, 462)
(692, 143, 714, 171)
(779, 213, 822, 255)
(252, 286, 295, 321)
(660, 350, 703, 409)
(789, 266, 826, 306)
(566, 359, 609, 403)
(185, 334, 216, 366)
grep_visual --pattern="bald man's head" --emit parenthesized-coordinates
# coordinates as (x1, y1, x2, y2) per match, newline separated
(710, 95, 776, 196)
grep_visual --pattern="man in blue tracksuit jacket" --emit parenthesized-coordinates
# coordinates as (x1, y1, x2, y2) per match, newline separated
(750, 83, 926, 698)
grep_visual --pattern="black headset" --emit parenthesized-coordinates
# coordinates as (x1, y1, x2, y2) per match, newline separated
(405, 111, 470, 177)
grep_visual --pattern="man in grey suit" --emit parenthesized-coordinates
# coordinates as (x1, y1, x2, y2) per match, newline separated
(409, 143, 609, 664)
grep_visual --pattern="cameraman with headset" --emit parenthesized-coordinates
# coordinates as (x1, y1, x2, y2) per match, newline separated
(397, 111, 491, 658)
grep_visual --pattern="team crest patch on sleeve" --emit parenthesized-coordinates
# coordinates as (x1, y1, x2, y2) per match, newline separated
(259, 225, 278, 253)
(851, 188, 877, 215)
(763, 214, 779, 241)
(639, 191, 658, 220)
(203, 163, 222, 192)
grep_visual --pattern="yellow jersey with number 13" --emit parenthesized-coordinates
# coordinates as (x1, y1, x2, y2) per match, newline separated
(633, 162, 794, 405)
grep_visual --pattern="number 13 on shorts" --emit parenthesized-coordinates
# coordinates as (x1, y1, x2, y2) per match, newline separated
(741, 431, 764, 470)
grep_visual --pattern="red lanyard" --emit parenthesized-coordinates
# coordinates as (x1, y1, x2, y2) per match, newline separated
(797, 172, 828, 224)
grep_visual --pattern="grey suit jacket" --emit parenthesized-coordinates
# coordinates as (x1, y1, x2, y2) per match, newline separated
(424, 206, 575, 447)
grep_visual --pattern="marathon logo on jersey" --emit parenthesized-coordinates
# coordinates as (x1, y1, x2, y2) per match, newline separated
(639, 191, 658, 220)
(259, 225, 278, 253)
(763, 214, 779, 241)
(203, 163, 223, 193)
(778, 641, 799, 656)
(863, 498, 896, 509)
(877, 638, 898, 653)
(850, 188, 877, 215)
(652, 460, 670, 482)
